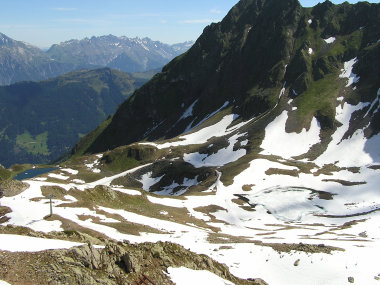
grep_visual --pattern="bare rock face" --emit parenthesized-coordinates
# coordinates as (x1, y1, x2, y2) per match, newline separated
(0, 180, 29, 197)
(0, 240, 267, 285)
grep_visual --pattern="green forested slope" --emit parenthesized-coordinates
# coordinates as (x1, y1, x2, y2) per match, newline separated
(0, 68, 150, 167)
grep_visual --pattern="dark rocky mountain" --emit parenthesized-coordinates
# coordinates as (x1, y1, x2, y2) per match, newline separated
(81, 0, 380, 155)
(0, 68, 150, 167)
(0, 33, 193, 85)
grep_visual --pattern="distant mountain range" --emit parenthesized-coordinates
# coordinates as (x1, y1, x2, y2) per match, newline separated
(0, 33, 193, 85)
(0, 67, 151, 167)
(0, 33, 72, 86)
(47, 35, 193, 73)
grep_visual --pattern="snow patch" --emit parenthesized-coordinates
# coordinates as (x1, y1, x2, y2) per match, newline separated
(243, 187, 325, 222)
(324, 37, 336, 44)
(190, 101, 230, 130)
(179, 99, 198, 120)
(184, 133, 246, 168)
(61, 168, 78, 175)
(260, 111, 321, 159)
(154, 176, 199, 196)
(111, 187, 142, 196)
(167, 267, 233, 285)
(141, 113, 236, 149)
(314, 101, 374, 167)
(33, 177, 47, 181)
(279, 83, 286, 99)
(64, 195, 77, 202)
(339, 57, 360, 87)
(80, 164, 150, 190)
(48, 173, 69, 180)
(0, 234, 99, 252)
(364, 88, 380, 117)
(138, 172, 164, 191)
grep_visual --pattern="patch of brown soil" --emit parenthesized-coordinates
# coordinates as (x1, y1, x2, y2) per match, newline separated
(265, 168, 299, 177)
(322, 179, 366, 186)
(242, 184, 255, 191)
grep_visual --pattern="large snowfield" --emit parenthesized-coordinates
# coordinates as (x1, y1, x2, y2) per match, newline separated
(1, 65, 380, 284)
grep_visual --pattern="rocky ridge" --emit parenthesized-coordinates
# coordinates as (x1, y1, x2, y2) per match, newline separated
(0, 225, 264, 285)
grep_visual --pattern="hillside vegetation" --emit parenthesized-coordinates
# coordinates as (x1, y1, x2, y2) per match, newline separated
(0, 68, 150, 167)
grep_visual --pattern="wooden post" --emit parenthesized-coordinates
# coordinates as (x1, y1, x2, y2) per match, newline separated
(47, 194, 54, 216)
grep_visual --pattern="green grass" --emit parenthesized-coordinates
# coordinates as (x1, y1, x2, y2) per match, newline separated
(294, 22, 322, 53)
(294, 73, 340, 128)
(15, 131, 50, 156)
(70, 116, 112, 158)
(102, 155, 140, 173)
(0, 165, 11, 180)
(324, 30, 363, 58)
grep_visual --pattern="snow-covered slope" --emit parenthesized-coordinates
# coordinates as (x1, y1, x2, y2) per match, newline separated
(1, 69, 380, 283)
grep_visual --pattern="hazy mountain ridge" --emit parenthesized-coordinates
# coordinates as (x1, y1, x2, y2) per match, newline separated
(0, 33, 194, 85)
(0, 33, 73, 86)
(46, 35, 194, 73)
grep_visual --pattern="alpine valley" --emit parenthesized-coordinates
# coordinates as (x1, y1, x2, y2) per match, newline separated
(1, 0, 380, 284)
(0, 68, 150, 167)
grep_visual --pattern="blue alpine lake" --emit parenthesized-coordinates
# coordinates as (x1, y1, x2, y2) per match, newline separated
(14, 167, 58, 181)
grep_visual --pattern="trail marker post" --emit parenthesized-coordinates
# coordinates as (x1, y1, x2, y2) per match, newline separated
(47, 194, 54, 216)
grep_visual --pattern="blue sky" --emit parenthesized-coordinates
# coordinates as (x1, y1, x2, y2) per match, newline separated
(0, 0, 378, 48)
